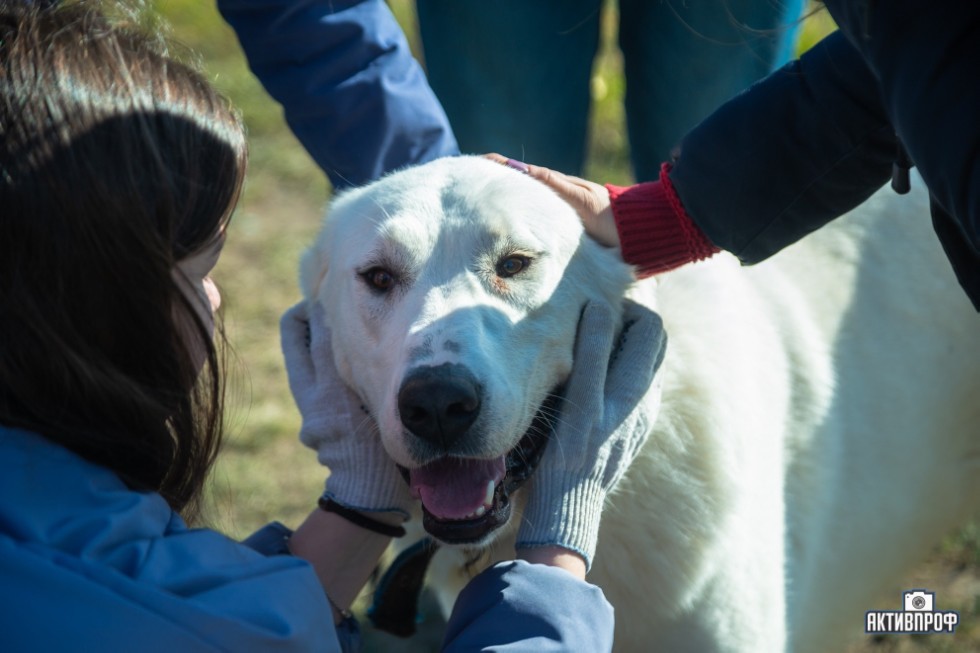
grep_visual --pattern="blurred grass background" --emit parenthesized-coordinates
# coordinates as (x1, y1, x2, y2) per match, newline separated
(150, 2, 977, 650)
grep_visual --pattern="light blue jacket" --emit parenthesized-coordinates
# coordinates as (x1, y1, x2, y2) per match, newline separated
(0, 426, 614, 652)
(0, 426, 337, 652)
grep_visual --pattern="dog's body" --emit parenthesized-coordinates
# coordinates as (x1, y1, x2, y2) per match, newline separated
(301, 156, 980, 652)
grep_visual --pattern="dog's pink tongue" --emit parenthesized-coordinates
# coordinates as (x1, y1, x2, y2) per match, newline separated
(410, 456, 505, 520)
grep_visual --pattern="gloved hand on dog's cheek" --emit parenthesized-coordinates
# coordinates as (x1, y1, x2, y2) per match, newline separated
(515, 299, 666, 570)
(280, 300, 413, 519)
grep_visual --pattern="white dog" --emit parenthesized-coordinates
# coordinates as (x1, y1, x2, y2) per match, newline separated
(299, 156, 980, 652)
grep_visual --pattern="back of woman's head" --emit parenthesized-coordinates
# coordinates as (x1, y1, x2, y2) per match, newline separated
(0, 1, 247, 517)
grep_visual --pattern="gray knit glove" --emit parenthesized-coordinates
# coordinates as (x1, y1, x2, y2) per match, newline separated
(515, 300, 666, 569)
(280, 300, 413, 518)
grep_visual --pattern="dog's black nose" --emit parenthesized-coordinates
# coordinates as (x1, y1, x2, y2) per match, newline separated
(398, 363, 481, 449)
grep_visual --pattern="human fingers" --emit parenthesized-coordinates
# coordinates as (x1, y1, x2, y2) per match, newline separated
(485, 153, 618, 247)
(280, 301, 316, 390)
(561, 302, 617, 428)
(605, 301, 666, 419)
(305, 299, 336, 366)
(483, 152, 527, 172)
(484, 152, 594, 204)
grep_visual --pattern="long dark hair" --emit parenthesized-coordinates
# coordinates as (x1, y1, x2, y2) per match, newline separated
(0, 1, 247, 519)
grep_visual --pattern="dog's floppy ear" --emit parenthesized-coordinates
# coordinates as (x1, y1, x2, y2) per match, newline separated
(572, 236, 638, 305)
(299, 230, 330, 301)
(299, 184, 372, 302)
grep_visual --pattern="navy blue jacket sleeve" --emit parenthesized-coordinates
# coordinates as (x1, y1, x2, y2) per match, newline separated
(442, 561, 614, 652)
(669, 31, 896, 264)
(217, 0, 459, 190)
(825, 0, 980, 254)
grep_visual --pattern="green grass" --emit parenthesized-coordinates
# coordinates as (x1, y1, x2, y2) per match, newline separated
(151, 0, 329, 537)
(153, 2, 977, 651)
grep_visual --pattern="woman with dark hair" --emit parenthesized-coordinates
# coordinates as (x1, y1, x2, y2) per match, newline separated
(0, 3, 663, 650)
(0, 0, 245, 520)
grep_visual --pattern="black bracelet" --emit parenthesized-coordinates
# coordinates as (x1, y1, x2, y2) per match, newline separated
(318, 497, 406, 538)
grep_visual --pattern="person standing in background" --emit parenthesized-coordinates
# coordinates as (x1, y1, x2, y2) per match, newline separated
(418, 0, 805, 179)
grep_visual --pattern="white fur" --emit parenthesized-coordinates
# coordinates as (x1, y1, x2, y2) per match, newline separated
(300, 156, 980, 652)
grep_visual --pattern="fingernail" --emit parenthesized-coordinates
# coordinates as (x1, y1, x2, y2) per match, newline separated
(505, 158, 530, 174)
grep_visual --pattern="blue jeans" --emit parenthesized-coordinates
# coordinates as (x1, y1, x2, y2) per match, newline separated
(416, 0, 804, 180)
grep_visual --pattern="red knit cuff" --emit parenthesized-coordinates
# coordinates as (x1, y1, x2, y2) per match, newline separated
(607, 163, 719, 278)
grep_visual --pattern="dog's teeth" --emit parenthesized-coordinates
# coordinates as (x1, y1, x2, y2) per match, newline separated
(474, 505, 486, 517)
(483, 480, 495, 507)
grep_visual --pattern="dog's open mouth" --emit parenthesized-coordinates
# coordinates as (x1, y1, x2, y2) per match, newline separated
(398, 394, 559, 544)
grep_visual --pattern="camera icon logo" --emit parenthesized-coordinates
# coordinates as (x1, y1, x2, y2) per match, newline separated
(866, 588, 959, 635)
(904, 590, 935, 612)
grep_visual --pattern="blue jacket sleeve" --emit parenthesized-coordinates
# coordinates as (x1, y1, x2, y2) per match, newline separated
(442, 561, 614, 652)
(217, 0, 459, 190)
(670, 31, 896, 264)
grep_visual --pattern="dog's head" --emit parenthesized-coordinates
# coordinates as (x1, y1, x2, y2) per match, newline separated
(301, 156, 634, 545)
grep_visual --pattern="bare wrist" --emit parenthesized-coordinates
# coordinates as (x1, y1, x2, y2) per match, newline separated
(587, 204, 620, 249)
(288, 508, 394, 623)
(515, 546, 587, 580)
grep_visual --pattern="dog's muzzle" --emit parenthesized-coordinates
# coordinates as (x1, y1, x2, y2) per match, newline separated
(398, 392, 559, 544)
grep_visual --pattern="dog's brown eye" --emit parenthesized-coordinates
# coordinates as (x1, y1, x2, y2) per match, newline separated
(362, 267, 396, 292)
(497, 255, 529, 278)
